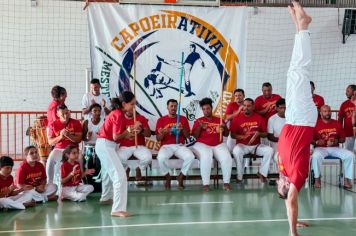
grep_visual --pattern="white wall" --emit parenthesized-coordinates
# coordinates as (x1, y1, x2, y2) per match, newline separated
(0, 1, 355, 113)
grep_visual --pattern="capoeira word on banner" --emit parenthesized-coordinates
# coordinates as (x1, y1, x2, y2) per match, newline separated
(88, 4, 247, 130)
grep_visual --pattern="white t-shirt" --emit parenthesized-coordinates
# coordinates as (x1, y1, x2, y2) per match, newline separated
(268, 113, 286, 150)
(81, 92, 110, 120)
(85, 118, 104, 146)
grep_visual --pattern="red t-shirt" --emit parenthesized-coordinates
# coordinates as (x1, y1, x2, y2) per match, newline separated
(278, 124, 314, 191)
(313, 119, 345, 147)
(225, 102, 240, 116)
(120, 114, 149, 147)
(338, 99, 355, 137)
(0, 174, 14, 194)
(48, 118, 82, 149)
(47, 100, 62, 127)
(98, 109, 124, 142)
(254, 94, 282, 122)
(61, 161, 82, 187)
(16, 161, 46, 187)
(155, 115, 190, 145)
(312, 94, 325, 110)
(230, 113, 267, 146)
(192, 116, 225, 146)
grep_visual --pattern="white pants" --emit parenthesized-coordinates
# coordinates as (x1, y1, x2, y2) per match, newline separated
(117, 146, 152, 176)
(232, 144, 274, 180)
(46, 148, 64, 185)
(311, 147, 355, 179)
(61, 184, 94, 202)
(157, 144, 195, 176)
(0, 192, 33, 210)
(345, 137, 356, 153)
(96, 138, 127, 213)
(25, 184, 57, 203)
(226, 135, 236, 152)
(191, 142, 232, 185)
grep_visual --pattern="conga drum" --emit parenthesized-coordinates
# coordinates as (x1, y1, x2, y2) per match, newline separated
(30, 116, 51, 162)
(83, 145, 102, 192)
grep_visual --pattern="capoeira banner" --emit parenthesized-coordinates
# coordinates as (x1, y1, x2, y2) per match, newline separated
(88, 4, 246, 131)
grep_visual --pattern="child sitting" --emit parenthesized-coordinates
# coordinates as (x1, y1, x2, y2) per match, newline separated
(61, 145, 94, 202)
(0, 156, 35, 210)
(16, 146, 58, 202)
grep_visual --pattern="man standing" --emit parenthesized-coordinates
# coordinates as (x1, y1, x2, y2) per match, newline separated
(156, 99, 195, 189)
(254, 82, 282, 123)
(311, 105, 354, 189)
(277, 2, 317, 236)
(310, 81, 325, 111)
(338, 84, 356, 152)
(82, 79, 111, 120)
(267, 98, 286, 172)
(230, 98, 274, 183)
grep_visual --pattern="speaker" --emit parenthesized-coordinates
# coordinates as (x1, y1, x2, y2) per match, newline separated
(342, 9, 356, 44)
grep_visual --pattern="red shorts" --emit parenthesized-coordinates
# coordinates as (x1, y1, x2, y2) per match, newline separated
(277, 124, 314, 191)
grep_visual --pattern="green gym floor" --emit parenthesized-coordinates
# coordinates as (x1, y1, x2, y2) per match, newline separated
(1, 171, 356, 236)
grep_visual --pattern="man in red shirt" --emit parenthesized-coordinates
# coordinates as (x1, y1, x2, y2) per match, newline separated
(156, 99, 195, 189)
(230, 98, 274, 183)
(254, 82, 282, 123)
(46, 104, 82, 185)
(338, 84, 356, 152)
(225, 89, 245, 151)
(47, 86, 67, 128)
(117, 109, 152, 182)
(310, 81, 325, 112)
(191, 98, 232, 191)
(311, 105, 354, 189)
(16, 146, 58, 202)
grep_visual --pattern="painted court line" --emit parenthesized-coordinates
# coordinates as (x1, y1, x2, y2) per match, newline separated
(158, 201, 234, 206)
(1, 217, 356, 234)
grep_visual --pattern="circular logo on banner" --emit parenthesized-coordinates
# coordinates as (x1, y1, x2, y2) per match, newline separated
(97, 10, 240, 130)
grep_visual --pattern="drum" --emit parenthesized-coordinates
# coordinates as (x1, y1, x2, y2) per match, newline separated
(30, 116, 51, 161)
(83, 145, 102, 192)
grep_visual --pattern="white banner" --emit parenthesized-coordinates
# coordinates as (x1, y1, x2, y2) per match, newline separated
(88, 4, 247, 133)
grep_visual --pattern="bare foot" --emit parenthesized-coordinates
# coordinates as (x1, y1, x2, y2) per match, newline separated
(344, 178, 352, 189)
(24, 200, 36, 208)
(111, 211, 131, 217)
(177, 173, 185, 190)
(314, 177, 321, 188)
(202, 185, 209, 192)
(292, 0, 312, 31)
(223, 183, 231, 191)
(164, 174, 171, 190)
(100, 199, 113, 205)
(297, 221, 309, 227)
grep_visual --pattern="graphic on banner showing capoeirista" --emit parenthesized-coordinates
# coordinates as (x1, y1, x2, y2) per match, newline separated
(88, 4, 247, 135)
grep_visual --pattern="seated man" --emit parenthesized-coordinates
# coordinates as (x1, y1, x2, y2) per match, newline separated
(0, 156, 35, 210)
(230, 98, 274, 183)
(117, 107, 152, 182)
(16, 146, 58, 202)
(312, 105, 355, 189)
(267, 98, 286, 172)
(191, 98, 232, 192)
(47, 104, 82, 185)
(225, 89, 245, 151)
(156, 99, 195, 189)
